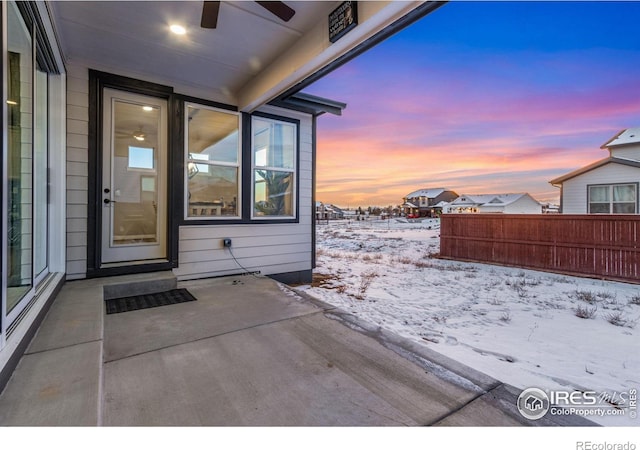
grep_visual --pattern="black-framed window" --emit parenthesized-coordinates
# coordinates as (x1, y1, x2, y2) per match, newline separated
(588, 183, 638, 214)
(251, 116, 298, 219)
(184, 103, 241, 220)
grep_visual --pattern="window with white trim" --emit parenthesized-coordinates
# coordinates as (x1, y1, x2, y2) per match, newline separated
(251, 116, 297, 218)
(588, 183, 637, 214)
(185, 104, 241, 219)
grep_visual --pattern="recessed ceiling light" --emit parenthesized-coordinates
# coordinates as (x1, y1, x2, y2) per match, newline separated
(170, 24, 186, 35)
(142, 106, 153, 112)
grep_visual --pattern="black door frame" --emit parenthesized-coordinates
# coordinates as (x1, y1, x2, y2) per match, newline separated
(87, 70, 179, 277)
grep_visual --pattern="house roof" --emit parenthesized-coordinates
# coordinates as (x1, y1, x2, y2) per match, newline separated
(601, 127, 640, 149)
(549, 157, 640, 185)
(451, 193, 531, 207)
(405, 188, 447, 199)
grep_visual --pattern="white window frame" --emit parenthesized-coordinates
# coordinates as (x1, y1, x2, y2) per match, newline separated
(588, 183, 638, 214)
(184, 103, 241, 220)
(250, 116, 297, 220)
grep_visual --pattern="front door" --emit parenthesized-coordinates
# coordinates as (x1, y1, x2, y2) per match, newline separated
(101, 88, 167, 265)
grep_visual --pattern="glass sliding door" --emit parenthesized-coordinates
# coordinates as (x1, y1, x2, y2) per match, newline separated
(3, 2, 52, 329)
(6, 1, 34, 316)
(33, 69, 49, 282)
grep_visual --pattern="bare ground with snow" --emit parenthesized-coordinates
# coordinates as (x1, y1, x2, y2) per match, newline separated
(295, 218, 640, 426)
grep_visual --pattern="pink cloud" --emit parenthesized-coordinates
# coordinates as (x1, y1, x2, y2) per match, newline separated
(311, 43, 640, 207)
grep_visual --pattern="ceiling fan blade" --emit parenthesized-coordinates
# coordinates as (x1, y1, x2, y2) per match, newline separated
(201, 1, 220, 29)
(256, 1, 296, 22)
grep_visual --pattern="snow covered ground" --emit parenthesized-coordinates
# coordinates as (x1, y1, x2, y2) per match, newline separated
(295, 218, 640, 426)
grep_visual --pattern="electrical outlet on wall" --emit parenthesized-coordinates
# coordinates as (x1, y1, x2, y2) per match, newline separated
(223, 238, 232, 248)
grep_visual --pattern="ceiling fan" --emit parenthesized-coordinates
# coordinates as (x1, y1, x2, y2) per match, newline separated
(201, 1, 296, 29)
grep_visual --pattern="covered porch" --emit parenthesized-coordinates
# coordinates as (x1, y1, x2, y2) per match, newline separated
(0, 272, 580, 426)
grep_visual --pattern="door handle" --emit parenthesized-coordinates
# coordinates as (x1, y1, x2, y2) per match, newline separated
(103, 198, 117, 204)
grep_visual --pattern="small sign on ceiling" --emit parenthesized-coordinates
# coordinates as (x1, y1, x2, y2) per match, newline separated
(329, 1, 358, 43)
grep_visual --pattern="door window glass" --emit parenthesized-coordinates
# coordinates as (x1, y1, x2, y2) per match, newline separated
(111, 100, 160, 245)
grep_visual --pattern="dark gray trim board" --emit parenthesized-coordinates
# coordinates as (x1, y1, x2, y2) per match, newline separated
(1, 0, 4, 336)
(270, 92, 346, 117)
(312, 115, 317, 269)
(268, 270, 313, 285)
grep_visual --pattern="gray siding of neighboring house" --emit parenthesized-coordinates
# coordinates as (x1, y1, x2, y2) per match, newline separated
(561, 163, 640, 213)
(63, 67, 313, 280)
(479, 196, 541, 214)
(503, 196, 542, 214)
(609, 145, 640, 162)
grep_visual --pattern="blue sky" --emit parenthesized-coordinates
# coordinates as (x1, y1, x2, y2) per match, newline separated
(307, 1, 640, 207)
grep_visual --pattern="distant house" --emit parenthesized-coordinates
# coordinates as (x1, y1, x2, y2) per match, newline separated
(315, 202, 344, 220)
(402, 188, 458, 217)
(550, 127, 640, 214)
(443, 193, 543, 214)
(541, 203, 560, 214)
(323, 204, 344, 220)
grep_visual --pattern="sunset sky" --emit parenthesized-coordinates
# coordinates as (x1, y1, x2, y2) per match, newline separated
(307, 1, 640, 208)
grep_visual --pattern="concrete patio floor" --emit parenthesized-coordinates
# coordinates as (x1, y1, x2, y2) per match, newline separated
(0, 273, 593, 426)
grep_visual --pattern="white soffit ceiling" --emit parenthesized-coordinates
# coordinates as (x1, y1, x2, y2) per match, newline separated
(50, 1, 340, 104)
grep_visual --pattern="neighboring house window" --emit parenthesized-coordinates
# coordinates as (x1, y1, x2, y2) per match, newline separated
(185, 104, 241, 219)
(252, 116, 297, 218)
(588, 184, 637, 214)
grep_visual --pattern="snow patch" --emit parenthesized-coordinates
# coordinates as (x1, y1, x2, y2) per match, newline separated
(303, 218, 640, 426)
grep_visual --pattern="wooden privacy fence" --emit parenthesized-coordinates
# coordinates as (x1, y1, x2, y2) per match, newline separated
(439, 214, 640, 284)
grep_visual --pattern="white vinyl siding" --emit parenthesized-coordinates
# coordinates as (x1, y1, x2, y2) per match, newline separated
(65, 64, 89, 279)
(174, 224, 312, 280)
(561, 162, 640, 214)
(500, 196, 542, 214)
(609, 145, 640, 162)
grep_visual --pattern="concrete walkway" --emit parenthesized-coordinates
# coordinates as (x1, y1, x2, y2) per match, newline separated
(0, 273, 593, 426)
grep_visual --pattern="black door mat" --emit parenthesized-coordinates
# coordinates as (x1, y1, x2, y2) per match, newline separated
(105, 288, 197, 314)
